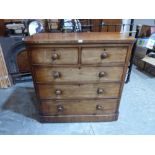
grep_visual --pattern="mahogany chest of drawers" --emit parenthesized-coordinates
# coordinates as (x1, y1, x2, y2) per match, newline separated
(24, 32, 135, 122)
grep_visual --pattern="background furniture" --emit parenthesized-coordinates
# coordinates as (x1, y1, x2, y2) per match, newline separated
(24, 32, 134, 122)
(99, 19, 122, 32)
(0, 37, 31, 84)
(0, 19, 5, 36)
(0, 45, 12, 88)
(133, 25, 155, 76)
(1, 19, 138, 85)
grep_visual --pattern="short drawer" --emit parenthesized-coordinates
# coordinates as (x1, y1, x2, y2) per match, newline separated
(37, 83, 120, 99)
(34, 66, 124, 83)
(40, 99, 118, 115)
(81, 47, 127, 64)
(30, 47, 78, 64)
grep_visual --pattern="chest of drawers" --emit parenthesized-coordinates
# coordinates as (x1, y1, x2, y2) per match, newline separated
(24, 32, 135, 122)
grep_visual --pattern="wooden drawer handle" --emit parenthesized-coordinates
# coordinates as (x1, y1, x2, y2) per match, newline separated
(57, 105, 64, 112)
(51, 53, 60, 60)
(55, 89, 62, 95)
(53, 71, 61, 79)
(101, 52, 108, 59)
(96, 105, 104, 110)
(97, 88, 104, 94)
(98, 71, 106, 78)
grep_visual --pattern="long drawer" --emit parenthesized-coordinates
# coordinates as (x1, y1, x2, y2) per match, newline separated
(34, 66, 124, 83)
(40, 99, 119, 115)
(30, 47, 78, 64)
(37, 83, 120, 99)
(81, 47, 127, 64)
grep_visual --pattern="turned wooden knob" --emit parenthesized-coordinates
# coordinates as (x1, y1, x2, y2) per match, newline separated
(100, 52, 108, 59)
(57, 105, 64, 112)
(55, 89, 62, 95)
(51, 53, 59, 60)
(96, 105, 104, 110)
(98, 71, 105, 78)
(97, 88, 104, 94)
(53, 71, 61, 79)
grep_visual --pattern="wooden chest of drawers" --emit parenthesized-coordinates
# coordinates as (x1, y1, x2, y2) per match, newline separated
(24, 32, 135, 122)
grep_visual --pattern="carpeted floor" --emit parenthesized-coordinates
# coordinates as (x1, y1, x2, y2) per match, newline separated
(0, 66, 155, 135)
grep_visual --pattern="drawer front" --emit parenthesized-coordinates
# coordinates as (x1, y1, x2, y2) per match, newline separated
(30, 47, 78, 64)
(40, 99, 118, 115)
(37, 83, 120, 99)
(81, 47, 127, 64)
(34, 67, 124, 83)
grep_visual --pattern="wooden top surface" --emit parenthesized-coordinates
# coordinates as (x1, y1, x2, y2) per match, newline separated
(24, 32, 135, 44)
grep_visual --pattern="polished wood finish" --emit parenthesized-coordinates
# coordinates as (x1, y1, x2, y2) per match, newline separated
(37, 83, 120, 99)
(31, 47, 78, 64)
(24, 32, 134, 123)
(41, 114, 118, 123)
(24, 32, 134, 44)
(40, 99, 118, 115)
(34, 67, 124, 83)
(81, 47, 127, 64)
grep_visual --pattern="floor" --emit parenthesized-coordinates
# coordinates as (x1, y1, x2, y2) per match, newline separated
(0, 66, 155, 135)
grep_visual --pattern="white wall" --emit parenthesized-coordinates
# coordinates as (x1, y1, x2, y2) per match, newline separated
(123, 19, 155, 26)
(134, 19, 155, 26)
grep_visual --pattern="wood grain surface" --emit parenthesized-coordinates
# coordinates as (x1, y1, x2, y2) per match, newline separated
(31, 47, 78, 64)
(25, 32, 134, 122)
(24, 32, 135, 44)
(40, 99, 119, 115)
(37, 83, 120, 99)
(34, 66, 124, 83)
